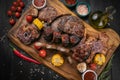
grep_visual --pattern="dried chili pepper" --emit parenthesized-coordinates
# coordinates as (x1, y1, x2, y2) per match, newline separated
(9, 44, 40, 64)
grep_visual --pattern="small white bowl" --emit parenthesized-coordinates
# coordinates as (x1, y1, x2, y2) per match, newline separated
(82, 70, 97, 80)
(32, 0, 46, 10)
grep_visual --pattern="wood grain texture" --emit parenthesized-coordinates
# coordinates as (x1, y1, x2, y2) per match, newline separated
(7, 0, 120, 80)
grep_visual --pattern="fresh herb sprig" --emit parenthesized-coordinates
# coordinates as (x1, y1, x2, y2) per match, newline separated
(98, 55, 114, 80)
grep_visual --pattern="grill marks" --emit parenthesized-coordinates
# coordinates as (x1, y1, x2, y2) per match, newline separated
(38, 6, 58, 23)
(43, 15, 85, 47)
(71, 33, 109, 63)
(17, 24, 40, 44)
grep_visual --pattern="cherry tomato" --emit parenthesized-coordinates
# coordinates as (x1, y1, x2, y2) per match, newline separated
(9, 18, 16, 25)
(89, 63, 97, 70)
(17, 6, 22, 12)
(26, 15, 33, 23)
(13, 1, 18, 6)
(15, 12, 21, 18)
(39, 49, 47, 58)
(19, 2, 25, 8)
(7, 10, 12, 16)
(11, 6, 16, 11)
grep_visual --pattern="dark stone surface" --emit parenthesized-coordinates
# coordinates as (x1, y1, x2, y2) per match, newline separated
(0, 0, 120, 80)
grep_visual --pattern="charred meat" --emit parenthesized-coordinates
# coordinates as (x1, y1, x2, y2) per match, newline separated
(61, 34, 70, 47)
(43, 27, 53, 42)
(17, 24, 40, 44)
(43, 15, 85, 47)
(52, 31, 61, 44)
(71, 32, 109, 63)
(51, 15, 85, 38)
(38, 6, 58, 23)
(70, 35, 80, 46)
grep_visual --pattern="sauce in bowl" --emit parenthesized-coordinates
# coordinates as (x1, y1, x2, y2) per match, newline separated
(34, 0, 45, 7)
(64, 0, 78, 7)
(65, 0, 76, 5)
(82, 70, 97, 80)
(84, 72, 96, 80)
(32, 0, 46, 9)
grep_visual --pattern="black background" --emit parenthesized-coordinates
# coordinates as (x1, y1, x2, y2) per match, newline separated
(0, 0, 120, 80)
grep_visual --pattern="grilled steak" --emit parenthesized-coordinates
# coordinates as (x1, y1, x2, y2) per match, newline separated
(72, 32, 109, 63)
(17, 24, 40, 44)
(38, 6, 58, 23)
(51, 15, 85, 38)
(43, 15, 85, 47)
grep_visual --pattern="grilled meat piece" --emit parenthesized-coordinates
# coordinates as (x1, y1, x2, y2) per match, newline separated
(38, 6, 58, 23)
(43, 27, 53, 42)
(17, 24, 40, 44)
(51, 15, 85, 38)
(71, 33, 109, 63)
(86, 33, 109, 63)
(70, 35, 80, 46)
(52, 31, 61, 44)
(61, 34, 70, 47)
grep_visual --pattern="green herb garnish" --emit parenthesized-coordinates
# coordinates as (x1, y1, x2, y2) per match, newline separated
(98, 55, 114, 80)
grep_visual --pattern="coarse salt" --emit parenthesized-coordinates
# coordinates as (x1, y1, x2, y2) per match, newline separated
(77, 5, 88, 16)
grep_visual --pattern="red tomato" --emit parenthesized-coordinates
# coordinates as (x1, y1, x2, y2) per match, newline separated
(13, 1, 18, 6)
(15, 12, 21, 18)
(17, 6, 22, 12)
(26, 15, 33, 23)
(11, 6, 16, 11)
(7, 10, 12, 16)
(39, 49, 47, 58)
(9, 18, 16, 25)
(89, 63, 97, 70)
(19, 2, 25, 8)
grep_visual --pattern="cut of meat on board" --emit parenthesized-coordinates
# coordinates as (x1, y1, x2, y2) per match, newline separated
(71, 32, 110, 63)
(17, 24, 40, 44)
(38, 6, 58, 23)
(51, 15, 85, 38)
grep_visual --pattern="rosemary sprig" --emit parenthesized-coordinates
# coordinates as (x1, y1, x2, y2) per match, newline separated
(98, 55, 114, 80)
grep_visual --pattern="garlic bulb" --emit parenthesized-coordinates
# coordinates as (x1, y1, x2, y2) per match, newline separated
(77, 62, 87, 73)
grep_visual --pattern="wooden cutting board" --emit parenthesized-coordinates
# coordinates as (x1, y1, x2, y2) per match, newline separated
(7, 0, 120, 80)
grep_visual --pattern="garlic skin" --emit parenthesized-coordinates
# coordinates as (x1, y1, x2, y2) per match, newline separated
(77, 62, 87, 73)
(67, 56, 73, 64)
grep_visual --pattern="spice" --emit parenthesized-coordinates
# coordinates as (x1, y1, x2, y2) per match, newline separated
(9, 44, 40, 64)
(77, 4, 88, 16)
(65, 0, 76, 5)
